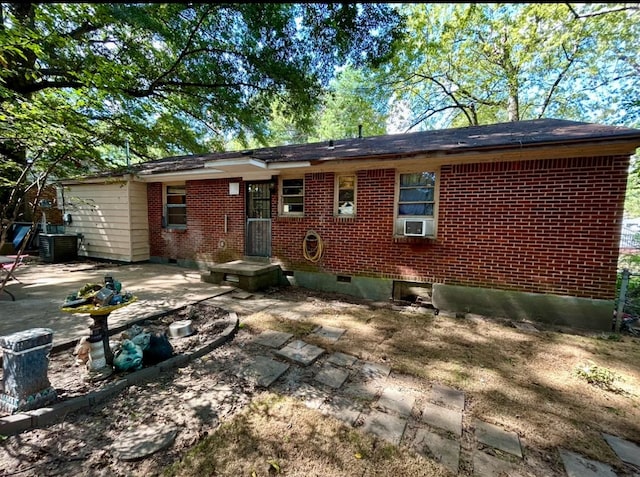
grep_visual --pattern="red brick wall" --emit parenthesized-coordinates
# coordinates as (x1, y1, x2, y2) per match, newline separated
(437, 157, 628, 299)
(148, 179, 245, 263)
(24, 185, 63, 224)
(148, 154, 629, 300)
(272, 156, 628, 300)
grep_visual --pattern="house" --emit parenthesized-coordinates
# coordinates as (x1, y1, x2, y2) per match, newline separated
(59, 119, 640, 330)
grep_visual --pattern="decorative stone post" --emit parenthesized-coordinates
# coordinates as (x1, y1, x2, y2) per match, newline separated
(0, 328, 57, 413)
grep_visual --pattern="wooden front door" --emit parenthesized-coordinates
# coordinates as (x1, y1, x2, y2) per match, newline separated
(246, 182, 272, 257)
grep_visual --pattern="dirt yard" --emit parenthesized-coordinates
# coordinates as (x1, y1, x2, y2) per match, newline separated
(0, 286, 639, 477)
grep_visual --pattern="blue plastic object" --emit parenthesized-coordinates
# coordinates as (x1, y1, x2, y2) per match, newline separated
(12, 225, 29, 249)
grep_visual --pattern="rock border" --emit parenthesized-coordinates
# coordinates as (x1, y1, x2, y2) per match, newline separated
(0, 311, 239, 437)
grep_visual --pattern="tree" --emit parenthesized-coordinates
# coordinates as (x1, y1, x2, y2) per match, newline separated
(0, 3, 403, 162)
(312, 66, 389, 142)
(625, 156, 640, 218)
(374, 3, 640, 130)
(0, 2, 404, 295)
(248, 66, 391, 147)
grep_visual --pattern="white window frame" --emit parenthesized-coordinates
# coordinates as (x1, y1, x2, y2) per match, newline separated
(279, 177, 304, 216)
(334, 173, 357, 217)
(164, 183, 187, 229)
(394, 170, 439, 237)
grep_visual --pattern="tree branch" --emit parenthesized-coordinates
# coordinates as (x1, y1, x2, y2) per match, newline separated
(565, 3, 638, 20)
(537, 42, 578, 118)
(147, 4, 217, 93)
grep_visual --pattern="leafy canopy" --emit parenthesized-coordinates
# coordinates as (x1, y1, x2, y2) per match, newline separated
(374, 3, 640, 130)
(0, 2, 404, 174)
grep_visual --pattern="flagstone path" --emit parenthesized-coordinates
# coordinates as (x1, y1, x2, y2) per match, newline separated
(233, 326, 640, 476)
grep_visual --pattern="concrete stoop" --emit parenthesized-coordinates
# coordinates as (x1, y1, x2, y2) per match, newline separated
(201, 260, 281, 293)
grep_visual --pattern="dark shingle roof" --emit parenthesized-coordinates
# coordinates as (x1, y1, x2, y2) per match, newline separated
(134, 118, 640, 176)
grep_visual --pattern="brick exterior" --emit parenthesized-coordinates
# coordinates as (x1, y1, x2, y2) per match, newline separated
(148, 178, 246, 264)
(148, 155, 629, 300)
(24, 185, 63, 225)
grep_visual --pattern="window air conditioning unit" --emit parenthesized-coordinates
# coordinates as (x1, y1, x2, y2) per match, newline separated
(404, 219, 428, 237)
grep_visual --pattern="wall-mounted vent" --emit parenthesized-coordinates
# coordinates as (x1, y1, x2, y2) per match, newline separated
(403, 219, 428, 237)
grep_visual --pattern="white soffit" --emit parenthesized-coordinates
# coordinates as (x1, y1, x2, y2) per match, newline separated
(204, 157, 266, 169)
(204, 157, 311, 170)
(135, 158, 312, 182)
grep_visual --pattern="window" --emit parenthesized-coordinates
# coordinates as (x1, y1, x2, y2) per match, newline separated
(335, 174, 356, 216)
(398, 172, 435, 217)
(165, 185, 186, 228)
(281, 178, 304, 215)
(395, 171, 437, 237)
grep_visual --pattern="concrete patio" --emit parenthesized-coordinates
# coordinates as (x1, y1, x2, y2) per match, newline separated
(0, 259, 236, 348)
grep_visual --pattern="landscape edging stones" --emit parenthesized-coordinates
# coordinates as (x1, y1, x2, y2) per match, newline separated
(0, 313, 239, 437)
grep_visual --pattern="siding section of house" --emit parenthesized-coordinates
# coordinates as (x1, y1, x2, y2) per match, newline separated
(127, 181, 151, 262)
(64, 181, 149, 262)
(148, 178, 245, 265)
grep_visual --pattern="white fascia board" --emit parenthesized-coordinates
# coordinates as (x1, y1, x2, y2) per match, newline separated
(135, 169, 224, 182)
(266, 161, 311, 169)
(204, 158, 266, 169)
(59, 174, 130, 185)
(203, 158, 311, 170)
(134, 160, 312, 183)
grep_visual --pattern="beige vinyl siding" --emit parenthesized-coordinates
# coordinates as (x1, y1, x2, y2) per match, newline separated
(63, 180, 149, 262)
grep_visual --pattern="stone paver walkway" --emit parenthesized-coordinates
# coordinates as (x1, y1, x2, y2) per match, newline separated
(475, 420, 522, 458)
(559, 449, 618, 477)
(315, 363, 349, 389)
(252, 330, 293, 348)
(602, 433, 640, 468)
(421, 401, 462, 437)
(310, 325, 346, 342)
(237, 320, 639, 477)
(3, 263, 636, 476)
(361, 410, 407, 446)
(412, 428, 460, 474)
(235, 355, 290, 387)
(275, 339, 324, 366)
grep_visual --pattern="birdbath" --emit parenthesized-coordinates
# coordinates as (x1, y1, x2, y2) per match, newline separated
(61, 276, 137, 381)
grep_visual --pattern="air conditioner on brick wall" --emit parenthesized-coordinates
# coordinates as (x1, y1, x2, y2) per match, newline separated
(403, 219, 428, 237)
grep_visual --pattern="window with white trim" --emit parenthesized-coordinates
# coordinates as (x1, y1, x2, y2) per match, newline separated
(395, 171, 437, 237)
(165, 185, 186, 228)
(280, 177, 304, 215)
(398, 172, 435, 216)
(335, 174, 356, 216)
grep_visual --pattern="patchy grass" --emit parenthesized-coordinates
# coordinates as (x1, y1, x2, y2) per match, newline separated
(164, 392, 451, 477)
(574, 361, 625, 393)
(171, 288, 640, 473)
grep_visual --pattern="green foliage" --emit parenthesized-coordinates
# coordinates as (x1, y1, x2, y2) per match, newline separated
(625, 156, 640, 218)
(0, 2, 403, 230)
(0, 3, 403, 165)
(595, 333, 623, 342)
(374, 3, 640, 130)
(312, 66, 389, 142)
(615, 268, 640, 308)
(575, 362, 623, 392)
(267, 460, 281, 473)
(244, 65, 391, 147)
